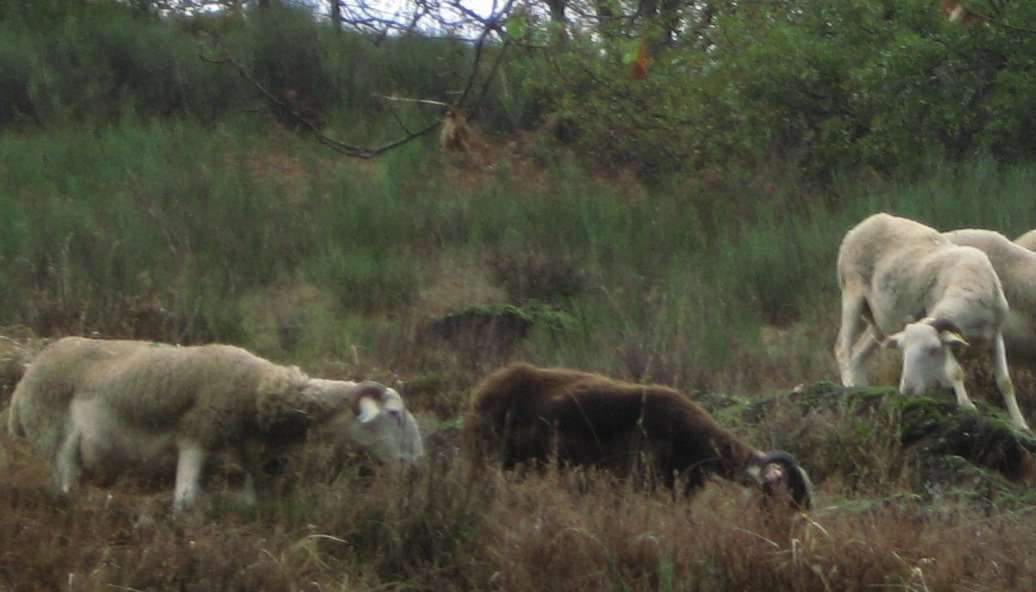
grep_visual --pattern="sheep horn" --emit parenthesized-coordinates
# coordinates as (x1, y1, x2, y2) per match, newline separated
(754, 451, 813, 511)
(356, 396, 381, 423)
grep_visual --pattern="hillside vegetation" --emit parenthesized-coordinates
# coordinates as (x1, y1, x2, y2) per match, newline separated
(3, 0, 1036, 590)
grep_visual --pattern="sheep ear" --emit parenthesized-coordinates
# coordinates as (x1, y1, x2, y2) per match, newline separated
(882, 332, 904, 350)
(940, 330, 969, 350)
(356, 397, 381, 423)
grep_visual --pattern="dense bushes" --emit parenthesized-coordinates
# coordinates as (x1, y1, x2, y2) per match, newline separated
(526, 0, 1036, 180)
(5, 0, 1036, 183)
(4, 0, 1036, 386)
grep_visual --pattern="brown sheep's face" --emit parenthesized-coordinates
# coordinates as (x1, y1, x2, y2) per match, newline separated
(751, 452, 813, 511)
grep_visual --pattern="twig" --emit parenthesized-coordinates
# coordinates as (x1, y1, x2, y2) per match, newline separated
(476, 37, 512, 108)
(306, 533, 350, 545)
(199, 37, 441, 159)
(456, 25, 496, 108)
(732, 527, 781, 549)
(374, 95, 452, 108)
(953, 3, 1036, 35)
(0, 335, 27, 348)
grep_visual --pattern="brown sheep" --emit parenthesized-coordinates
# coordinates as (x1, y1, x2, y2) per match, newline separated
(467, 363, 812, 510)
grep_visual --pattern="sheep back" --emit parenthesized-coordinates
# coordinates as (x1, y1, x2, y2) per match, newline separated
(945, 228, 1036, 359)
(945, 229, 1036, 316)
(10, 337, 311, 459)
(1015, 229, 1036, 251)
(838, 214, 1006, 339)
(468, 363, 757, 492)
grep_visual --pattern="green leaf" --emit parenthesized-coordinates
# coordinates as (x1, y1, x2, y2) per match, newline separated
(505, 14, 526, 40)
(622, 39, 640, 65)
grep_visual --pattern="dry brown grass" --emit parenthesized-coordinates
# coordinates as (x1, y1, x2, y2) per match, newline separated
(3, 405, 1036, 592)
(3, 323, 1035, 591)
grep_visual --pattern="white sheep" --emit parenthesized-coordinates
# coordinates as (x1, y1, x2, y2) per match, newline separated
(835, 213, 1029, 430)
(7, 336, 424, 511)
(945, 228, 1036, 364)
(1015, 229, 1036, 251)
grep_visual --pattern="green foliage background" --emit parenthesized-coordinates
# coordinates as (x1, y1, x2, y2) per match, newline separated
(2, 0, 1036, 392)
(5, 4, 1036, 590)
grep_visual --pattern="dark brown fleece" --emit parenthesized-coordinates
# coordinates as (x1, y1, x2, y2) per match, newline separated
(468, 363, 812, 509)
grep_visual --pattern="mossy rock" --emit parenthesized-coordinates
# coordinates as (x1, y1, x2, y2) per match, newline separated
(689, 391, 755, 415)
(741, 381, 892, 422)
(400, 371, 471, 418)
(916, 454, 1026, 503)
(743, 382, 1036, 495)
(419, 302, 574, 355)
(899, 400, 1036, 480)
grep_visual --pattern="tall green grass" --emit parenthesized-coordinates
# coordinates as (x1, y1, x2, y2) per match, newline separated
(4, 117, 1035, 392)
(0, 2, 508, 142)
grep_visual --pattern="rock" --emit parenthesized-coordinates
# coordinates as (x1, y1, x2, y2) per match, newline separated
(419, 303, 573, 364)
(735, 382, 1036, 503)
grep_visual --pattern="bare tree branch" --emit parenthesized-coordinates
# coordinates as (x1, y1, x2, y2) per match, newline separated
(456, 27, 496, 107)
(476, 38, 512, 107)
(199, 36, 442, 159)
(194, 0, 535, 159)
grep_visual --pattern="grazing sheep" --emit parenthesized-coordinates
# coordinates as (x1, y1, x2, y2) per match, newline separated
(945, 228, 1036, 363)
(1015, 229, 1036, 251)
(467, 363, 813, 510)
(7, 337, 424, 511)
(835, 213, 1029, 430)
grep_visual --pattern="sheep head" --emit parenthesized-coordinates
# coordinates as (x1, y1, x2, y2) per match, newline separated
(748, 451, 813, 511)
(310, 380, 425, 468)
(883, 318, 969, 396)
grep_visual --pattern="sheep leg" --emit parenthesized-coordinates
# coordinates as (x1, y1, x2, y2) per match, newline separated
(239, 474, 258, 506)
(54, 427, 82, 494)
(835, 288, 870, 386)
(847, 326, 881, 387)
(993, 333, 1030, 431)
(948, 356, 977, 412)
(234, 443, 263, 506)
(173, 442, 206, 512)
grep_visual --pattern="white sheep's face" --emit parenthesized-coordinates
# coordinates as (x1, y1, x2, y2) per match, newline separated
(346, 387, 425, 467)
(885, 322, 968, 396)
